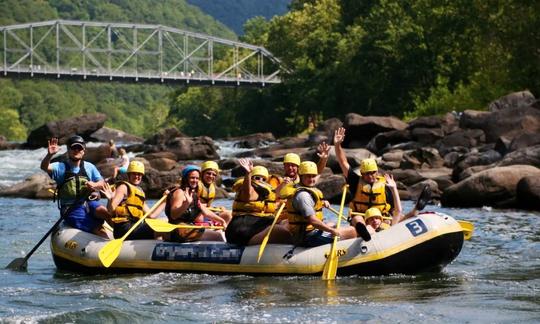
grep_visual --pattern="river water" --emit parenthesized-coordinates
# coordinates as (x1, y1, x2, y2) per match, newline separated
(0, 147, 538, 323)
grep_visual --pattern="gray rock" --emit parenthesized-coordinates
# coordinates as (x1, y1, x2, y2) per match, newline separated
(516, 176, 540, 210)
(26, 113, 107, 148)
(442, 165, 540, 208)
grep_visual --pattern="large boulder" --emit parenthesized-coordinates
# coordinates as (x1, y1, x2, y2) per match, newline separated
(0, 173, 55, 199)
(408, 113, 459, 134)
(316, 175, 347, 204)
(496, 144, 540, 168)
(441, 165, 540, 208)
(165, 136, 219, 160)
(481, 106, 540, 143)
(516, 176, 540, 210)
(26, 113, 107, 148)
(343, 114, 408, 148)
(488, 90, 536, 112)
(226, 132, 276, 149)
(145, 127, 187, 145)
(452, 149, 503, 182)
(89, 126, 144, 144)
(366, 130, 411, 154)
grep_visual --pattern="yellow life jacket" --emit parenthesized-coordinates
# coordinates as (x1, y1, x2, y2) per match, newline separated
(285, 186, 324, 235)
(379, 222, 391, 231)
(267, 174, 282, 190)
(111, 181, 146, 223)
(232, 179, 276, 217)
(198, 180, 216, 206)
(350, 175, 391, 215)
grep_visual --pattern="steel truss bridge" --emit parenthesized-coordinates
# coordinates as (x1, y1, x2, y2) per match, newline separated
(0, 20, 282, 87)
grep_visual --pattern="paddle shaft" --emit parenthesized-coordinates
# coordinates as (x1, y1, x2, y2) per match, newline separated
(257, 203, 286, 262)
(6, 196, 87, 271)
(322, 184, 348, 280)
(327, 206, 349, 221)
(145, 218, 224, 232)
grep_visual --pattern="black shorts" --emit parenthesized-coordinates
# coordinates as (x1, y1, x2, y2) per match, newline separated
(113, 220, 154, 240)
(225, 215, 273, 246)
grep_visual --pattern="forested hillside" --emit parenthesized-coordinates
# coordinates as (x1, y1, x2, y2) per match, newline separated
(1, 0, 538, 141)
(167, 0, 540, 137)
(0, 0, 235, 140)
(186, 0, 290, 34)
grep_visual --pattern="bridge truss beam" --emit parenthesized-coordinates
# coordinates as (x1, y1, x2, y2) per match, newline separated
(0, 20, 282, 87)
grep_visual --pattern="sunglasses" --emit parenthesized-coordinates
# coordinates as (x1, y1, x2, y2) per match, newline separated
(252, 176, 265, 181)
(69, 145, 85, 151)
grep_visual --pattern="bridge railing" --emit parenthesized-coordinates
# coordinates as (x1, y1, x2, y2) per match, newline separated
(0, 20, 282, 86)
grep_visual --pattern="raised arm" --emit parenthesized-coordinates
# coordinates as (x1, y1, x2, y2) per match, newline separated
(238, 158, 255, 201)
(384, 173, 403, 225)
(40, 137, 60, 175)
(316, 141, 331, 175)
(333, 127, 350, 177)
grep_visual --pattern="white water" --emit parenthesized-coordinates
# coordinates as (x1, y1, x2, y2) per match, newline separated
(0, 140, 248, 188)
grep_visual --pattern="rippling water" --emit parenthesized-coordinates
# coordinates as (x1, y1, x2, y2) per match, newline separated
(0, 149, 539, 323)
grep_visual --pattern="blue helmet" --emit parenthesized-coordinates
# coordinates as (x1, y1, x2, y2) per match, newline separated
(182, 165, 200, 178)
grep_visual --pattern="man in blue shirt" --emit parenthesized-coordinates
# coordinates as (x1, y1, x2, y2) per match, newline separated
(41, 135, 109, 237)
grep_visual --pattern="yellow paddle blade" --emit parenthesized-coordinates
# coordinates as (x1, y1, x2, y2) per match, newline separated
(322, 185, 348, 280)
(257, 203, 286, 263)
(98, 194, 168, 268)
(209, 206, 230, 213)
(145, 218, 224, 232)
(458, 220, 474, 240)
(98, 239, 124, 268)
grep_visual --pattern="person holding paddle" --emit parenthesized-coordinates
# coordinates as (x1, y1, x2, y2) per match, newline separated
(226, 158, 292, 245)
(40, 136, 109, 238)
(286, 161, 356, 247)
(101, 161, 157, 239)
(164, 165, 227, 242)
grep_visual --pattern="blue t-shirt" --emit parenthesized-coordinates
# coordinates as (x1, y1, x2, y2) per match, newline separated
(51, 160, 103, 184)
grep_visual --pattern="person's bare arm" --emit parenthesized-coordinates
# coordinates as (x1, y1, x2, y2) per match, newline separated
(238, 158, 256, 201)
(316, 141, 330, 175)
(333, 127, 350, 177)
(385, 173, 403, 225)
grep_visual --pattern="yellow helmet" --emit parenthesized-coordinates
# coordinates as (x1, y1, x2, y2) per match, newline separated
(251, 166, 269, 180)
(364, 207, 391, 221)
(283, 153, 301, 166)
(360, 158, 378, 174)
(298, 161, 318, 175)
(201, 160, 220, 173)
(127, 161, 145, 175)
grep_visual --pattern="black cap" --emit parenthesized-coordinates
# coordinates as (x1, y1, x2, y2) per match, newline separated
(67, 135, 85, 149)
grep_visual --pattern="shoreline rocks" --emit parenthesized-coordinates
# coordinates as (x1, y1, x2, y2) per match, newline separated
(1, 90, 539, 211)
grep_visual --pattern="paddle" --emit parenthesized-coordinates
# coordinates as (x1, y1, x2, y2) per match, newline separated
(5, 196, 90, 271)
(327, 206, 352, 222)
(458, 220, 474, 240)
(145, 218, 224, 232)
(322, 184, 348, 280)
(6, 211, 66, 271)
(208, 207, 227, 212)
(98, 194, 168, 268)
(257, 203, 286, 263)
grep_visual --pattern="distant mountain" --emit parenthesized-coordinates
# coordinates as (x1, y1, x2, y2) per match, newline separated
(186, 0, 290, 35)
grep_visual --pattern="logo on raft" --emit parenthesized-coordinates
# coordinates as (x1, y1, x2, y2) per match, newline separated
(325, 248, 347, 259)
(64, 240, 78, 250)
(152, 243, 244, 264)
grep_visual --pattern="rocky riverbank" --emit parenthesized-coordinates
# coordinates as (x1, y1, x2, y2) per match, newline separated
(1, 90, 539, 211)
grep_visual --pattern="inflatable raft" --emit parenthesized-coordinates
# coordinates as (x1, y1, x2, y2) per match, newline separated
(50, 212, 464, 276)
